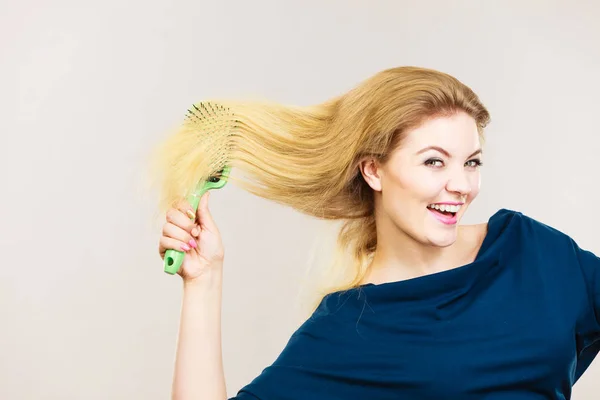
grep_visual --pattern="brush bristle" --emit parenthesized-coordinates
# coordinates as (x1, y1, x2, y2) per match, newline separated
(151, 101, 238, 212)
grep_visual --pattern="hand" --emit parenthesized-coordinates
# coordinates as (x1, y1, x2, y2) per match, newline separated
(158, 192, 225, 281)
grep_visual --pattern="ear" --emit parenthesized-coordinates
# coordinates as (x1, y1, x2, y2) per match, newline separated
(358, 157, 383, 192)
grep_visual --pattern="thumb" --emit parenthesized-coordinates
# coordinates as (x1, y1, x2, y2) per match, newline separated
(197, 191, 216, 231)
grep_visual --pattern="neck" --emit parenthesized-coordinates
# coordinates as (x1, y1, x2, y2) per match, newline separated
(363, 215, 473, 285)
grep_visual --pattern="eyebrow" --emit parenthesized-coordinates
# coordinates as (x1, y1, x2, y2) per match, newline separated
(416, 146, 482, 158)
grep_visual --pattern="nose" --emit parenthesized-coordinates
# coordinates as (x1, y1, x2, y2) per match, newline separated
(446, 169, 472, 197)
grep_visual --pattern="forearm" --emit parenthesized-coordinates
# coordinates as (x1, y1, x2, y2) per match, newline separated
(172, 268, 227, 400)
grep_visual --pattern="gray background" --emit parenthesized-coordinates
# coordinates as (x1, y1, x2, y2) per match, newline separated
(1, 0, 599, 398)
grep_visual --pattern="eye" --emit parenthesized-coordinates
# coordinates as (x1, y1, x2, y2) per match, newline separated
(465, 159, 483, 168)
(424, 158, 444, 168)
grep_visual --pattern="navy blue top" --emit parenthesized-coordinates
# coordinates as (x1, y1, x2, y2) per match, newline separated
(229, 209, 600, 399)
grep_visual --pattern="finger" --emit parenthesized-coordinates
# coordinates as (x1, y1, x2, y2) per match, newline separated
(196, 191, 217, 231)
(166, 206, 196, 234)
(162, 222, 198, 250)
(174, 200, 197, 221)
(173, 201, 200, 236)
(159, 236, 194, 258)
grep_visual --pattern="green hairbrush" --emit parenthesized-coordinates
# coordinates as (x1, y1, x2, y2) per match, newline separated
(163, 101, 236, 275)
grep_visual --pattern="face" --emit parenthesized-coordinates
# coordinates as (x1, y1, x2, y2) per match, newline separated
(361, 111, 482, 248)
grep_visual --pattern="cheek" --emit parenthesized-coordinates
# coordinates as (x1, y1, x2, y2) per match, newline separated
(388, 172, 443, 204)
(467, 174, 481, 199)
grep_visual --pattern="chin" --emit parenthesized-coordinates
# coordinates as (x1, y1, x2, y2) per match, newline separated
(424, 220, 460, 247)
(423, 206, 466, 247)
(426, 233, 458, 248)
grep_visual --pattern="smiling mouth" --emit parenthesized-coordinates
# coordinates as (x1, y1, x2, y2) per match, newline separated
(426, 204, 461, 218)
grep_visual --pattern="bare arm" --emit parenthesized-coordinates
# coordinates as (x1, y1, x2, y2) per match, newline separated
(172, 267, 227, 400)
(158, 192, 230, 399)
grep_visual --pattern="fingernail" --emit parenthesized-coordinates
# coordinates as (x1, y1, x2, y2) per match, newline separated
(189, 239, 197, 248)
(181, 243, 191, 251)
(192, 228, 199, 237)
(186, 209, 195, 219)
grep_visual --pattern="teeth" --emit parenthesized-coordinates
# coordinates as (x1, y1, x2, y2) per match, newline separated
(428, 204, 461, 213)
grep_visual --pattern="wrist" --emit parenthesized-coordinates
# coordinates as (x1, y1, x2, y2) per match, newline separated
(183, 266, 224, 291)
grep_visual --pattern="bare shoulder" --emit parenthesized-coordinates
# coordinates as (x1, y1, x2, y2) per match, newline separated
(458, 222, 488, 258)
(459, 222, 488, 241)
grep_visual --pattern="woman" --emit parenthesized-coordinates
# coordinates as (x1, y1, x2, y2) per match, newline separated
(155, 66, 600, 399)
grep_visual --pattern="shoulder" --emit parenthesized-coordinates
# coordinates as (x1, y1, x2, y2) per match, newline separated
(488, 208, 588, 265)
(488, 208, 570, 242)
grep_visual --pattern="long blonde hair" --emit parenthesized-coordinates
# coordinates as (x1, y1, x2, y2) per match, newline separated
(150, 66, 490, 313)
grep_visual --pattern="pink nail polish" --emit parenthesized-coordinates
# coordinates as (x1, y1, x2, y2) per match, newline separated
(189, 239, 197, 248)
(181, 243, 191, 251)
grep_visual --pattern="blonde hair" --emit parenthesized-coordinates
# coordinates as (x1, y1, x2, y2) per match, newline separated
(150, 66, 490, 313)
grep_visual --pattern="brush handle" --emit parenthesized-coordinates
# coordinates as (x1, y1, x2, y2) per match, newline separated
(163, 185, 208, 275)
(163, 165, 231, 275)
